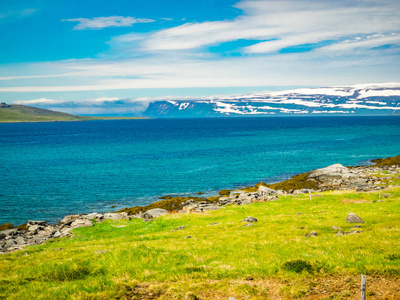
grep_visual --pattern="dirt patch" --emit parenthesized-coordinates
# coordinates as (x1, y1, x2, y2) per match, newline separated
(120, 276, 400, 299)
(341, 199, 373, 204)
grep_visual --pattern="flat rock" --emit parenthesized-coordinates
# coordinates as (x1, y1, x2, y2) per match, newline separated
(70, 219, 93, 228)
(345, 213, 364, 223)
(258, 186, 277, 195)
(103, 212, 131, 220)
(143, 208, 169, 218)
(243, 216, 258, 223)
(306, 231, 318, 237)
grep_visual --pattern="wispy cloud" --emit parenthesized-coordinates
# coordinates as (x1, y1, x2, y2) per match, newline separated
(136, 0, 400, 53)
(62, 16, 155, 30)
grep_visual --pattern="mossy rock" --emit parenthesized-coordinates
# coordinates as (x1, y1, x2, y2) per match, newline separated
(218, 189, 230, 196)
(269, 172, 320, 192)
(0, 223, 13, 231)
(255, 182, 268, 189)
(242, 186, 258, 193)
(371, 155, 400, 167)
(16, 223, 28, 231)
(118, 196, 212, 215)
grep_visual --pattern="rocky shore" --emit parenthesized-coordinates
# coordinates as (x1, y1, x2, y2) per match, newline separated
(1, 155, 399, 254)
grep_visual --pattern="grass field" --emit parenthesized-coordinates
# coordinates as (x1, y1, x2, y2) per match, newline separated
(0, 105, 147, 123)
(1, 187, 399, 299)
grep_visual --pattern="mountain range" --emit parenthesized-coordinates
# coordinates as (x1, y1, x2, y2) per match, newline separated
(144, 82, 400, 118)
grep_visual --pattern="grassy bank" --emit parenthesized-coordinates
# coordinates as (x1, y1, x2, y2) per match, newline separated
(1, 187, 400, 299)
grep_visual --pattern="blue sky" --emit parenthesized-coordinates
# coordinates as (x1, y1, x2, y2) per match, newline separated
(0, 0, 400, 115)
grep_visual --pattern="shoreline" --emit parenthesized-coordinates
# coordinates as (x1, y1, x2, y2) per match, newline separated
(1, 155, 399, 254)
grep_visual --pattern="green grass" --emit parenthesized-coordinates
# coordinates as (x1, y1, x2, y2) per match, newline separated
(1, 188, 400, 299)
(0, 105, 147, 123)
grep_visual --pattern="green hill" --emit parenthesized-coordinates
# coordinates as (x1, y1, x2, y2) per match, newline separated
(0, 103, 146, 122)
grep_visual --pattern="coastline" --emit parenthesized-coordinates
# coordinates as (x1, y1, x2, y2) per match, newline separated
(1, 154, 399, 253)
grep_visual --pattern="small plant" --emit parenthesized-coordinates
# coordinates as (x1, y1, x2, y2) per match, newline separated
(385, 254, 400, 260)
(281, 259, 314, 273)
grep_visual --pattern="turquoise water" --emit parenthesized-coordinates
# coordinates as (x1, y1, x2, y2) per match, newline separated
(1, 116, 400, 225)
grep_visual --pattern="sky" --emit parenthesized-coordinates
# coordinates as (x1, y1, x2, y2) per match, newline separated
(0, 0, 400, 115)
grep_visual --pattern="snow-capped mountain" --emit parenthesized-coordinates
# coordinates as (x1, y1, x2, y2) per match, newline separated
(144, 83, 400, 118)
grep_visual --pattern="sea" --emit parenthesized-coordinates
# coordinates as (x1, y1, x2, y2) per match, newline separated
(1, 116, 400, 225)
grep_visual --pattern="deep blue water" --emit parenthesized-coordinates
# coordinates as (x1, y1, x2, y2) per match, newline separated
(1, 116, 400, 225)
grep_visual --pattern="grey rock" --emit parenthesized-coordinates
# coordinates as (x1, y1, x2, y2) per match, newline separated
(258, 186, 277, 195)
(70, 219, 92, 228)
(53, 231, 62, 238)
(103, 212, 131, 220)
(5, 239, 16, 248)
(59, 215, 78, 225)
(201, 205, 221, 210)
(183, 236, 192, 239)
(306, 231, 318, 237)
(347, 230, 362, 235)
(15, 237, 26, 245)
(209, 222, 218, 226)
(332, 226, 341, 230)
(177, 226, 186, 230)
(0, 228, 21, 238)
(293, 189, 315, 194)
(243, 216, 258, 223)
(336, 231, 345, 236)
(345, 213, 364, 223)
(242, 223, 254, 227)
(143, 208, 168, 218)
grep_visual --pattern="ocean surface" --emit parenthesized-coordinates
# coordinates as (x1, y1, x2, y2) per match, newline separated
(1, 116, 400, 225)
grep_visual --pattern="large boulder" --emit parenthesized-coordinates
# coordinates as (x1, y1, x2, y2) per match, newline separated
(307, 164, 355, 180)
(345, 213, 364, 223)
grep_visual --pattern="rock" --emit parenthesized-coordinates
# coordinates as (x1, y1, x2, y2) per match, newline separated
(243, 216, 258, 223)
(209, 222, 218, 226)
(70, 219, 93, 229)
(59, 215, 78, 225)
(84, 213, 104, 221)
(246, 275, 254, 280)
(332, 226, 341, 230)
(345, 213, 364, 223)
(201, 205, 221, 210)
(258, 186, 277, 195)
(5, 239, 17, 248)
(0, 228, 21, 239)
(142, 209, 168, 219)
(336, 231, 345, 236)
(306, 231, 318, 237)
(183, 236, 192, 239)
(293, 189, 315, 194)
(177, 226, 186, 230)
(103, 212, 131, 220)
(351, 225, 361, 228)
(242, 223, 253, 227)
(53, 231, 62, 238)
(347, 230, 361, 235)
(308, 164, 355, 179)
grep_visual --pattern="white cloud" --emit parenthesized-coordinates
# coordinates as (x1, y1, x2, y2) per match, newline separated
(62, 16, 155, 30)
(137, 0, 400, 53)
(0, 0, 399, 95)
